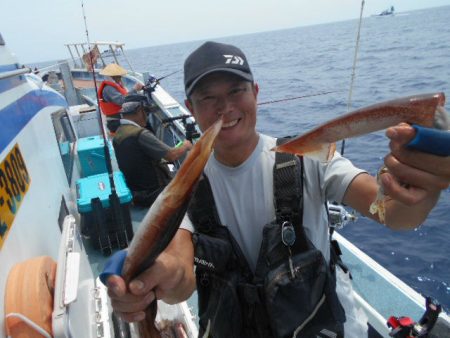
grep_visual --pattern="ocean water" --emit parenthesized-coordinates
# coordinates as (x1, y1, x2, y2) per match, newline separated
(41, 5, 450, 311)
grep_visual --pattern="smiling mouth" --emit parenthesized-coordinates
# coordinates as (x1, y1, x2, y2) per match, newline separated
(222, 119, 239, 129)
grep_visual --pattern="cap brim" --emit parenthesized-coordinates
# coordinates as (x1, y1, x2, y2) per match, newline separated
(186, 68, 253, 96)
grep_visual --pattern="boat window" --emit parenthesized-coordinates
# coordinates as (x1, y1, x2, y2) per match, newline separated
(51, 109, 76, 183)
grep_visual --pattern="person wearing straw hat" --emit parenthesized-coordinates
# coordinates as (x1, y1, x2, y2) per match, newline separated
(98, 63, 144, 131)
(113, 94, 192, 207)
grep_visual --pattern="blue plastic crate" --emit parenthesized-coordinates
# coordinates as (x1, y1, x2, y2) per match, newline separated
(76, 171, 132, 213)
(77, 135, 114, 177)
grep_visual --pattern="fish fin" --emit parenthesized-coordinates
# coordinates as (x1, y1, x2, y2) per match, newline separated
(327, 142, 336, 161)
(305, 143, 336, 162)
(272, 141, 336, 162)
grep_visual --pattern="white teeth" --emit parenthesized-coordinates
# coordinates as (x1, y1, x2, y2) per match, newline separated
(223, 119, 238, 128)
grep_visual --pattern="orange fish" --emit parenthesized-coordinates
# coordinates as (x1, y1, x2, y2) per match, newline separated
(272, 92, 446, 162)
(122, 117, 223, 338)
(272, 92, 447, 223)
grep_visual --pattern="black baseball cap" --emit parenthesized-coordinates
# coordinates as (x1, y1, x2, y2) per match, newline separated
(184, 41, 254, 96)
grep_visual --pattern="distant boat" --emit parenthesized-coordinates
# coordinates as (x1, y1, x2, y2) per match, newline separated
(374, 5, 395, 17)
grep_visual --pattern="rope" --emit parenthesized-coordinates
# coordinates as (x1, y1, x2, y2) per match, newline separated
(341, 0, 365, 155)
(120, 46, 135, 73)
(6, 313, 52, 338)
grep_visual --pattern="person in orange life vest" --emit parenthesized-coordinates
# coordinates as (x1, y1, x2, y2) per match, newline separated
(98, 63, 144, 132)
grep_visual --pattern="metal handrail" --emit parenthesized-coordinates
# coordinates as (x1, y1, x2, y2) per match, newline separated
(0, 67, 31, 80)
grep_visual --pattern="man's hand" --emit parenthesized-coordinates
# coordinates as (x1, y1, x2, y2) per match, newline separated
(382, 123, 449, 205)
(134, 82, 144, 91)
(344, 123, 449, 228)
(106, 229, 195, 322)
(165, 140, 193, 162)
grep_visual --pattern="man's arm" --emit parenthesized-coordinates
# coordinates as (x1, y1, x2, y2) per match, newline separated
(138, 130, 193, 162)
(343, 124, 449, 230)
(163, 141, 193, 162)
(107, 229, 195, 322)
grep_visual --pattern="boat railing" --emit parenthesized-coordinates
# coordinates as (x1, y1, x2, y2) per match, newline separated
(65, 41, 134, 73)
(0, 67, 31, 80)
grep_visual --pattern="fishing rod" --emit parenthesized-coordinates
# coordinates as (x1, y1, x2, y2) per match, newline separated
(143, 69, 181, 92)
(80, 0, 129, 252)
(80, 0, 116, 194)
(157, 69, 181, 82)
(258, 90, 341, 106)
(341, 0, 365, 155)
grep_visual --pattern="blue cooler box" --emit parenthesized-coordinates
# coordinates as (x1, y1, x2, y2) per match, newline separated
(76, 171, 133, 255)
(77, 135, 115, 177)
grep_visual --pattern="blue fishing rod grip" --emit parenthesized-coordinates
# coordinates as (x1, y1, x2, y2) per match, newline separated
(99, 249, 127, 285)
(407, 124, 450, 156)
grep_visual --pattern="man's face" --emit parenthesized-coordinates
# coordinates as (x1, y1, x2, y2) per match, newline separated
(112, 76, 122, 84)
(186, 72, 259, 151)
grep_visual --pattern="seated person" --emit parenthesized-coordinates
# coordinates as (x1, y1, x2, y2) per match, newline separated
(113, 95, 192, 207)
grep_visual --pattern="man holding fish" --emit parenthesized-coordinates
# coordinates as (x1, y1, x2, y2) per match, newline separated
(105, 41, 450, 337)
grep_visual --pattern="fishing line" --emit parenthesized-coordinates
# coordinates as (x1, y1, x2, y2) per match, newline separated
(157, 69, 181, 82)
(80, 0, 117, 193)
(120, 45, 135, 73)
(258, 90, 342, 106)
(341, 0, 365, 155)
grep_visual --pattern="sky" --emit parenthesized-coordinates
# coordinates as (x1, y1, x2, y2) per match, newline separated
(2, 0, 450, 64)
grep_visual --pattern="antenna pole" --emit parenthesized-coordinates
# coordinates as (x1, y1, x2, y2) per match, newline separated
(341, 0, 365, 155)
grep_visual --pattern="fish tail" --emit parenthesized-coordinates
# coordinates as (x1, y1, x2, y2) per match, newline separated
(136, 302, 161, 338)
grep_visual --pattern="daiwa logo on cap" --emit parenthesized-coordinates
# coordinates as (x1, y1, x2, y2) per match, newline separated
(223, 55, 244, 65)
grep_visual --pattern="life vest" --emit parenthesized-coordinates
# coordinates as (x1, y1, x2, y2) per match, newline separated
(188, 138, 346, 338)
(98, 80, 128, 116)
(112, 124, 172, 207)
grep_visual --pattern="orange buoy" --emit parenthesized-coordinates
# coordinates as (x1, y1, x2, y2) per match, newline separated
(4, 256, 56, 338)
